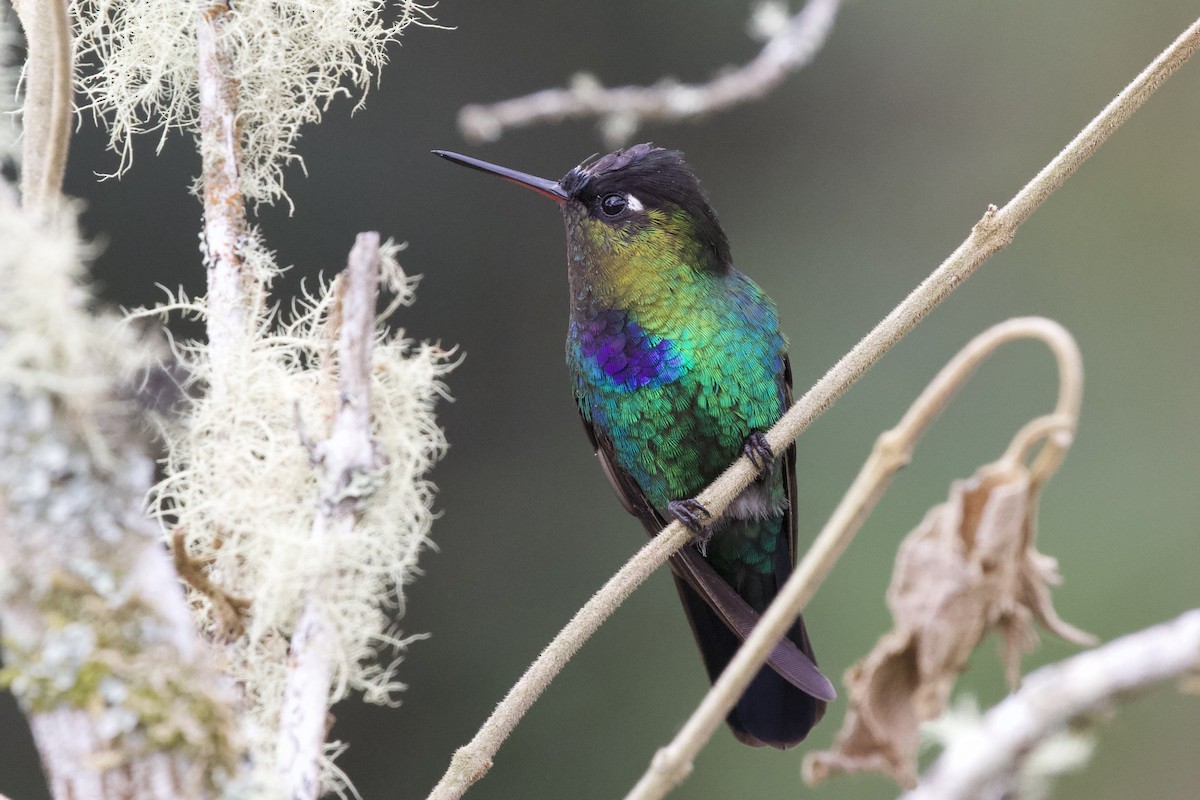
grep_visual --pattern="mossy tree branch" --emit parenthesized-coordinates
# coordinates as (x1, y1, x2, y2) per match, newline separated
(197, 1, 259, 366)
(278, 232, 386, 800)
(0, 3, 247, 797)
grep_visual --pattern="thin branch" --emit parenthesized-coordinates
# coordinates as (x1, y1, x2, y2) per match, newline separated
(197, 1, 258, 367)
(624, 318, 1083, 800)
(427, 14, 1200, 799)
(886, 317, 1082, 484)
(426, 525, 693, 800)
(458, 0, 842, 146)
(902, 609, 1200, 800)
(13, 0, 72, 212)
(276, 232, 383, 800)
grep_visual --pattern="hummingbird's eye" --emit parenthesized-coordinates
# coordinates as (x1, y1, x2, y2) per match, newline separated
(600, 193, 628, 217)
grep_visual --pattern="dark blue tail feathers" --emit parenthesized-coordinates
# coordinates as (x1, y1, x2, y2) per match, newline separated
(676, 578, 826, 748)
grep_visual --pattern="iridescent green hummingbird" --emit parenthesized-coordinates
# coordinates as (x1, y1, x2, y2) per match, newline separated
(435, 144, 834, 747)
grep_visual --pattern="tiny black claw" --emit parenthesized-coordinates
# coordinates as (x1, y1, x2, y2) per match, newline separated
(744, 431, 774, 479)
(668, 497, 714, 551)
(668, 497, 712, 530)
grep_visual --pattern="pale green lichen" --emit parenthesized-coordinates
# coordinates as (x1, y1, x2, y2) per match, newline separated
(0, 575, 242, 791)
(0, 146, 244, 793)
(72, 0, 438, 206)
(136, 237, 454, 797)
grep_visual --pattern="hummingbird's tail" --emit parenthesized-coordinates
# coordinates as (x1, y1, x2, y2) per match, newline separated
(674, 577, 826, 748)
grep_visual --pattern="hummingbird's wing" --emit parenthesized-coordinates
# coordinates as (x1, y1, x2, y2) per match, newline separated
(581, 399, 835, 702)
(782, 353, 799, 573)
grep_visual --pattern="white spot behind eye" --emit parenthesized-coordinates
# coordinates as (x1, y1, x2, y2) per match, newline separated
(625, 193, 644, 212)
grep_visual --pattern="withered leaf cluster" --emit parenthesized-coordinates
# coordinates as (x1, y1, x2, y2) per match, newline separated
(805, 461, 1095, 788)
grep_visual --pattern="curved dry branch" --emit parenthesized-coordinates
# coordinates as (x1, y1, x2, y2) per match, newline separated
(458, 0, 842, 146)
(902, 609, 1200, 800)
(627, 318, 1086, 800)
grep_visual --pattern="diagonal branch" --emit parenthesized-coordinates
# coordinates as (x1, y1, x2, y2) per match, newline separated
(458, 0, 843, 146)
(428, 13, 1200, 800)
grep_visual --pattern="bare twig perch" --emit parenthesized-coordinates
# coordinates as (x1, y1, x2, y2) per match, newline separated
(278, 233, 385, 800)
(902, 609, 1200, 800)
(458, 0, 842, 146)
(624, 14, 1200, 797)
(428, 525, 693, 800)
(429, 13, 1200, 800)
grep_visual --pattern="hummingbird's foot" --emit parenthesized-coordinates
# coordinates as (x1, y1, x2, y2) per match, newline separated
(744, 431, 774, 479)
(668, 498, 714, 554)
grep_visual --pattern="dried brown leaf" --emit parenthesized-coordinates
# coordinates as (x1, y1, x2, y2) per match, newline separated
(804, 462, 1094, 788)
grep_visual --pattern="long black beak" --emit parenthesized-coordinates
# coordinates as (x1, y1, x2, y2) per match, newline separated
(433, 150, 569, 203)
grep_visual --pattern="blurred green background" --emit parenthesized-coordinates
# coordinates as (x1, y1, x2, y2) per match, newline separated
(3, 1, 1198, 798)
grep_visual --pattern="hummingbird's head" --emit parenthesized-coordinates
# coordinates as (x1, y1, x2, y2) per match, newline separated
(554, 144, 731, 273)
(434, 144, 732, 310)
(432, 142, 729, 271)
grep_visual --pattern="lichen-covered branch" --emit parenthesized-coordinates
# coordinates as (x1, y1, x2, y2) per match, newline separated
(458, 0, 842, 146)
(0, 9, 245, 796)
(121, 3, 454, 795)
(277, 232, 384, 800)
(0, 381, 243, 800)
(197, 2, 257, 366)
(73, 0, 434, 205)
(902, 609, 1200, 800)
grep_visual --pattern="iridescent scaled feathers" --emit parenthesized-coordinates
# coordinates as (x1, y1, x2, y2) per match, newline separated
(434, 142, 830, 748)
(559, 145, 827, 747)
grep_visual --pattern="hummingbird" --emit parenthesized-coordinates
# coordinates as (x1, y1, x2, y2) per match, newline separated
(434, 144, 834, 748)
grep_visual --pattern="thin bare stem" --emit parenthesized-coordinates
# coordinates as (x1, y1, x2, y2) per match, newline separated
(624, 318, 1083, 800)
(277, 232, 383, 800)
(889, 316, 1081, 474)
(427, 524, 693, 800)
(428, 15, 1200, 800)
(458, 0, 842, 146)
(902, 609, 1200, 800)
(13, 0, 72, 212)
(696, 12, 1200, 526)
